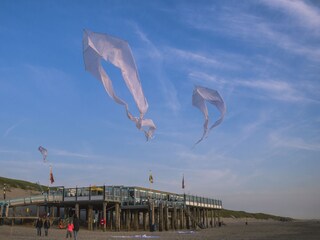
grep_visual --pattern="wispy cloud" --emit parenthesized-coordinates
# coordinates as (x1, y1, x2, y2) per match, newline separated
(261, 0, 320, 33)
(269, 132, 320, 152)
(182, 4, 320, 61)
(166, 47, 222, 68)
(51, 149, 102, 159)
(189, 71, 309, 103)
(132, 24, 181, 113)
(3, 119, 26, 138)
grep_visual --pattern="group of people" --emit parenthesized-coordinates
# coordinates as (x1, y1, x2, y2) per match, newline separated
(35, 215, 80, 239)
(35, 217, 51, 237)
(65, 215, 80, 239)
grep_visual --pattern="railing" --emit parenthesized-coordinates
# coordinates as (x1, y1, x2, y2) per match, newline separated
(4, 194, 63, 207)
(3, 185, 222, 209)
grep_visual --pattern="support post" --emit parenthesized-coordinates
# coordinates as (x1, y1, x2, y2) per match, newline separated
(88, 205, 93, 230)
(149, 201, 155, 231)
(143, 211, 147, 231)
(75, 203, 79, 219)
(12, 206, 16, 226)
(192, 207, 196, 229)
(115, 203, 120, 231)
(103, 202, 107, 232)
(164, 204, 169, 231)
(186, 206, 190, 229)
(158, 202, 163, 231)
(36, 205, 40, 218)
(126, 210, 131, 231)
(180, 207, 184, 229)
(134, 210, 139, 230)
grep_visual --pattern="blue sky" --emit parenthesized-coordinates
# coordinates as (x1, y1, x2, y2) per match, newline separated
(1, 0, 319, 219)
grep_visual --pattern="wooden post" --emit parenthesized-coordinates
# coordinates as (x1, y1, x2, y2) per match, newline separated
(36, 205, 40, 218)
(75, 203, 79, 218)
(158, 202, 163, 231)
(51, 206, 55, 220)
(126, 210, 130, 231)
(193, 207, 197, 229)
(12, 206, 16, 226)
(214, 210, 216, 227)
(88, 205, 93, 230)
(211, 209, 213, 227)
(5, 204, 9, 218)
(134, 210, 139, 230)
(0, 205, 3, 218)
(115, 203, 120, 231)
(164, 204, 169, 231)
(202, 208, 205, 227)
(149, 201, 155, 231)
(103, 202, 107, 232)
(173, 205, 177, 230)
(180, 207, 184, 229)
(56, 206, 60, 218)
(143, 211, 147, 231)
(206, 209, 209, 228)
(186, 206, 190, 229)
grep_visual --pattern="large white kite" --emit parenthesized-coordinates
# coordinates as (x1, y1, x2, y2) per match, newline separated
(83, 29, 156, 140)
(192, 86, 226, 145)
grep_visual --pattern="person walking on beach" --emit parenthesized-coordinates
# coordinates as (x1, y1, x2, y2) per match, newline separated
(73, 215, 80, 240)
(35, 217, 43, 236)
(66, 221, 74, 239)
(44, 217, 50, 236)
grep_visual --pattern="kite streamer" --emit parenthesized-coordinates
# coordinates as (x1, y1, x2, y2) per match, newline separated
(49, 165, 54, 184)
(192, 85, 226, 145)
(83, 29, 156, 140)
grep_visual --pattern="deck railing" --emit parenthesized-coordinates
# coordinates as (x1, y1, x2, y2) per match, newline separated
(3, 185, 222, 209)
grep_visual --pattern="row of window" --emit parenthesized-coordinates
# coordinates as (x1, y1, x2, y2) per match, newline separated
(60, 186, 222, 207)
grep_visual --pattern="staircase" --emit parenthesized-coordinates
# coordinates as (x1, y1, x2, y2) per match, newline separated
(185, 207, 205, 229)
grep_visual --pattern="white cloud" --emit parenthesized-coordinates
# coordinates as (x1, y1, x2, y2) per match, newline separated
(269, 132, 320, 152)
(132, 24, 181, 113)
(167, 47, 222, 68)
(3, 119, 26, 138)
(51, 149, 102, 159)
(183, 4, 320, 61)
(261, 0, 320, 33)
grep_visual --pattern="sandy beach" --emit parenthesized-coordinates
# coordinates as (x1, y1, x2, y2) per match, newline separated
(0, 219, 319, 240)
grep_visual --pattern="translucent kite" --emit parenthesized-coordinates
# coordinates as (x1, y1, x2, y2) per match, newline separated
(192, 85, 226, 145)
(82, 29, 156, 140)
(38, 146, 48, 162)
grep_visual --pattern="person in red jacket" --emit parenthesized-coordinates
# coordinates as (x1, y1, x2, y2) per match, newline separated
(66, 221, 74, 239)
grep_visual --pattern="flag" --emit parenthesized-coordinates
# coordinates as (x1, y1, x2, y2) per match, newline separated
(182, 174, 185, 189)
(38, 146, 48, 162)
(49, 166, 54, 184)
(149, 171, 153, 184)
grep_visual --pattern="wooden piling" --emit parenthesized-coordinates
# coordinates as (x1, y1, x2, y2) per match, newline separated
(88, 205, 93, 230)
(115, 203, 120, 231)
(103, 202, 107, 231)
(158, 202, 163, 231)
(75, 203, 79, 218)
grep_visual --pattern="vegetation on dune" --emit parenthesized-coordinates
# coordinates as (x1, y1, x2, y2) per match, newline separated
(220, 209, 293, 221)
(0, 176, 45, 192)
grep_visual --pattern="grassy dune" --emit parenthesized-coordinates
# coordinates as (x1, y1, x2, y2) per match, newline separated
(0, 176, 45, 191)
